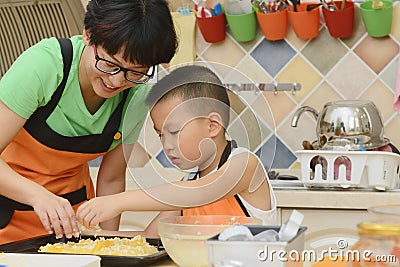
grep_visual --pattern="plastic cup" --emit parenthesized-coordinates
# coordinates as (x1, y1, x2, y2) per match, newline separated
(225, 11, 257, 42)
(256, 9, 288, 41)
(322, 1, 354, 38)
(196, 13, 227, 43)
(288, 3, 320, 40)
(360, 0, 393, 37)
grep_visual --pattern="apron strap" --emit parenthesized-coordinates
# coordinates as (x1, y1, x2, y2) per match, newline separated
(0, 186, 87, 229)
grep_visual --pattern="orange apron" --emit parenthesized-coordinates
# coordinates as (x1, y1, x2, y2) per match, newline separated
(182, 140, 249, 217)
(0, 38, 129, 244)
(182, 196, 248, 216)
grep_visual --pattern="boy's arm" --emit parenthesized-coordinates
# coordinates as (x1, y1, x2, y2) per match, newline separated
(82, 210, 180, 238)
(96, 144, 127, 230)
(77, 152, 258, 228)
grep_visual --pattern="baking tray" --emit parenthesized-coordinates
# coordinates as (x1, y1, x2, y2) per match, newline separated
(0, 234, 167, 267)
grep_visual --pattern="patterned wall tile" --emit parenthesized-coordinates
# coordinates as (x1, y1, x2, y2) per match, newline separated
(354, 36, 399, 74)
(230, 55, 273, 83)
(228, 109, 272, 151)
(156, 150, 175, 168)
(201, 37, 245, 77)
(302, 28, 349, 75)
(285, 26, 309, 51)
(256, 135, 297, 169)
(195, 26, 211, 55)
(253, 91, 297, 128)
(359, 80, 396, 122)
(145, 3, 400, 171)
(138, 116, 162, 157)
(380, 56, 399, 92)
(126, 142, 151, 168)
(384, 115, 400, 149)
(326, 53, 375, 99)
(229, 30, 264, 52)
(227, 90, 247, 118)
(276, 55, 323, 102)
(303, 82, 343, 110)
(251, 39, 296, 77)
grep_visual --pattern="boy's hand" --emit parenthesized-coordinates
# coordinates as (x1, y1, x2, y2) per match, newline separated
(76, 195, 121, 229)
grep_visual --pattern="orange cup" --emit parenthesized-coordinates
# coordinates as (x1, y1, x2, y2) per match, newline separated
(288, 3, 320, 39)
(256, 9, 288, 41)
(323, 1, 354, 38)
(196, 13, 227, 43)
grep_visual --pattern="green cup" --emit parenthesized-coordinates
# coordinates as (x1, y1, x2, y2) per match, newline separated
(360, 0, 393, 37)
(225, 11, 257, 42)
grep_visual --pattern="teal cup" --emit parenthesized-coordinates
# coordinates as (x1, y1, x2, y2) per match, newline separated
(360, 0, 393, 37)
(225, 11, 257, 42)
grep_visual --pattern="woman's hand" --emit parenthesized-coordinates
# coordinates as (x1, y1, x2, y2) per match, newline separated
(76, 195, 122, 229)
(32, 193, 79, 239)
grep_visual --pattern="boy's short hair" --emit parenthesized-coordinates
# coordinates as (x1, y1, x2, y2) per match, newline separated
(146, 65, 231, 128)
(84, 0, 178, 67)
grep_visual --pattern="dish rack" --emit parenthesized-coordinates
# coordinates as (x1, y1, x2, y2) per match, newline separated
(295, 150, 400, 191)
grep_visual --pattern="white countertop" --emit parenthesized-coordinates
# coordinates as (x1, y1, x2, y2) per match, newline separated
(274, 187, 400, 210)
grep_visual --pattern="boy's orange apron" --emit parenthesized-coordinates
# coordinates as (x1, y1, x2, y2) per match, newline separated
(182, 140, 249, 217)
(0, 39, 129, 244)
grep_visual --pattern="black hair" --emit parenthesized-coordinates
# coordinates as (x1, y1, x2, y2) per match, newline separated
(84, 0, 178, 67)
(146, 65, 231, 127)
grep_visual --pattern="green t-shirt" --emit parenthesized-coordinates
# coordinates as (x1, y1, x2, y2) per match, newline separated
(0, 36, 150, 151)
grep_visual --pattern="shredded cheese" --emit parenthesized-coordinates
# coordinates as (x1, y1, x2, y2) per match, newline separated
(39, 236, 158, 256)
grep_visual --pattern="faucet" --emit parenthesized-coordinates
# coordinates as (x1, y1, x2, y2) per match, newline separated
(291, 106, 319, 127)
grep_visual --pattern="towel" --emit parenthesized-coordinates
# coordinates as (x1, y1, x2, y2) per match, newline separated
(393, 56, 400, 113)
(168, 12, 196, 69)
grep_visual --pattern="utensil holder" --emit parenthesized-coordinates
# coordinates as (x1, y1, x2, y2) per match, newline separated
(256, 9, 288, 41)
(288, 3, 320, 40)
(225, 11, 257, 42)
(322, 1, 354, 38)
(196, 13, 227, 43)
(360, 0, 393, 37)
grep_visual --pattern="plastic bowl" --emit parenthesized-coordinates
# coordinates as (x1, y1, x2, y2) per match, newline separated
(368, 204, 400, 223)
(158, 215, 262, 267)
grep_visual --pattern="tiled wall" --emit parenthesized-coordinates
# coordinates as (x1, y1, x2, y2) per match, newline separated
(84, 0, 400, 171)
(137, 2, 400, 172)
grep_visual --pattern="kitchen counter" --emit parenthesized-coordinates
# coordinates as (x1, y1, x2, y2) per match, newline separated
(273, 187, 400, 210)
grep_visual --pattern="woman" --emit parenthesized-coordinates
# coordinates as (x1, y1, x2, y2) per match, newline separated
(0, 0, 177, 244)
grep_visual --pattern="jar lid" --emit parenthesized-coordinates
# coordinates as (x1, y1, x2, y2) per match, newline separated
(358, 221, 400, 236)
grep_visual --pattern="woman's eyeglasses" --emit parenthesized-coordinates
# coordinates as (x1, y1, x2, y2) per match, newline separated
(93, 45, 154, 84)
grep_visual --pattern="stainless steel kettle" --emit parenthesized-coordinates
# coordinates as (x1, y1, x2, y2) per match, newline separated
(291, 100, 387, 150)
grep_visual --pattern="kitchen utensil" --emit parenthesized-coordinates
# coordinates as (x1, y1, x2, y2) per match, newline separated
(292, 100, 387, 150)
(306, 3, 321, 11)
(372, 0, 385, 9)
(0, 235, 166, 267)
(206, 225, 307, 266)
(158, 215, 261, 267)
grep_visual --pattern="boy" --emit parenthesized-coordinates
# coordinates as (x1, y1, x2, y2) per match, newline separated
(77, 65, 277, 234)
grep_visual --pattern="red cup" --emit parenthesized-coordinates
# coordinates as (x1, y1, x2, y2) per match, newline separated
(256, 9, 288, 41)
(196, 13, 227, 43)
(323, 1, 354, 38)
